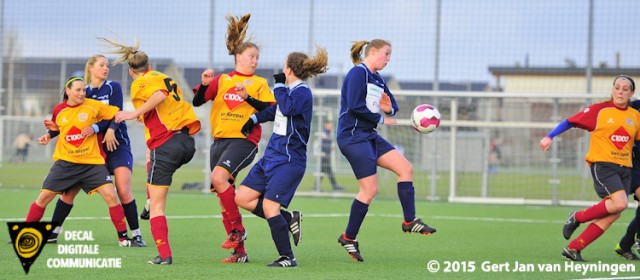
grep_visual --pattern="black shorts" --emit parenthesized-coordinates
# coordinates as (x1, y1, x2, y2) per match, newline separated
(42, 160, 113, 195)
(210, 138, 257, 185)
(590, 162, 631, 199)
(148, 132, 196, 187)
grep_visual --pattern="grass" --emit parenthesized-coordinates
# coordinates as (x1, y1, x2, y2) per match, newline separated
(1, 163, 638, 279)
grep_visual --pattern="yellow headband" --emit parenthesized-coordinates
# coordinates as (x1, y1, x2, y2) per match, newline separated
(65, 77, 83, 88)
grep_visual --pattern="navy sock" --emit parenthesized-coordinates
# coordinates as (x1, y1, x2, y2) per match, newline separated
(345, 199, 369, 240)
(397, 181, 416, 222)
(122, 199, 140, 232)
(51, 199, 73, 237)
(267, 215, 293, 259)
(635, 206, 640, 240)
(620, 219, 637, 250)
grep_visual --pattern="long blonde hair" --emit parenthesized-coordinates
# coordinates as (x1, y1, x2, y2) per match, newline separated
(349, 39, 391, 65)
(287, 46, 329, 80)
(97, 37, 149, 73)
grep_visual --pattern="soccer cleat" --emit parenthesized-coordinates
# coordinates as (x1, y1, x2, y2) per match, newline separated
(47, 237, 58, 244)
(131, 235, 147, 247)
(140, 199, 150, 220)
(634, 239, 640, 253)
(266, 255, 298, 267)
(338, 233, 364, 262)
(562, 247, 586, 262)
(563, 211, 580, 240)
(221, 229, 247, 250)
(615, 243, 640, 260)
(288, 210, 302, 246)
(119, 239, 132, 247)
(402, 218, 437, 234)
(221, 252, 249, 263)
(148, 255, 173, 265)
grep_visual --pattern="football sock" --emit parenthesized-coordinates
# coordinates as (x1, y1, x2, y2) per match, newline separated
(217, 187, 244, 232)
(575, 200, 608, 223)
(635, 206, 640, 240)
(122, 199, 140, 233)
(26, 202, 46, 222)
(50, 199, 73, 237)
(150, 216, 172, 258)
(568, 223, 604, 251)
(108, 205, 128, 241)
(397, 181, 416, 222)
(345, 199, 369, 240)
(222, 210, 247, 255)
(267, 215, 293, 259)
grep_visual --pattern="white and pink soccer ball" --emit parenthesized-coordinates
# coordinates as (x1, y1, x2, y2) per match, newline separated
(411, 104, 441, 134)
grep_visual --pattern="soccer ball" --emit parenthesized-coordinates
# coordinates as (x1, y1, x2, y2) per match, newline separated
(411, 104, 441, 134)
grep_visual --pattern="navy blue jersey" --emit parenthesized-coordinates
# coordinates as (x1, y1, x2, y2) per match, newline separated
(631, 100, 640, 167)
(86, 80, 130, 147)
(337, 63, 399, 144)
(254, 80, 313, 166)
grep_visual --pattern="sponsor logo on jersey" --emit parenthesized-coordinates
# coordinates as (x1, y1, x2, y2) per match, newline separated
(65, 126, 86, 148)
(610, 126, 630, 150)
(223, 87, 244, 110)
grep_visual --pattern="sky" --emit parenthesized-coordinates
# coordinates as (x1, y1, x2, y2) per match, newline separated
(3, 0, 640, 84)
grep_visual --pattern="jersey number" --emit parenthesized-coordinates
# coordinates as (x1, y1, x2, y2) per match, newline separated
(163, 78, 180, 101)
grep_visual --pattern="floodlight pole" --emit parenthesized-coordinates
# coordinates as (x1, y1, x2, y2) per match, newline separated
(431, 0, 441, 201)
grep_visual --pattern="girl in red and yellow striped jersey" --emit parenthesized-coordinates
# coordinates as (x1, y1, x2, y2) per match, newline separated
(25, 77, 129, 246)
(191, 13, 276, 264)
(101, 37, 201, 265)
(540, 75, 640, 261)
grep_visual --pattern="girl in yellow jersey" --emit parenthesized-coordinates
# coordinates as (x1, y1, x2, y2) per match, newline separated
(23, 77, 129, 246)
(540, 75, 640, 262)
(101, 37, 201, 265)
(192, 14, 285, 264)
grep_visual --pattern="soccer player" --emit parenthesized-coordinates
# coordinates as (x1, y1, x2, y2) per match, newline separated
(46, 55, 145, 247)
(336, 39, 436, 262)
(235, 47, 328, 267)
(101, 37, 201, 265)
(191, 13, 280, 263)
(540, 75, 640, 262)
(615, 84, 640, 260)
(22, 77, 129, 247)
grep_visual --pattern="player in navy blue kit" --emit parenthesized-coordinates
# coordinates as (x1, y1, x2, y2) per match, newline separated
(46, 55, 145, 247)
(235, 47, 328, 267)
(336, 39, 436, 262)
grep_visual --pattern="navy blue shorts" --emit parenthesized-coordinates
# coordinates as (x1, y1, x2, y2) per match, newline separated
(338, 135, 395, 179)
(590, 162, 631, 199)
(105, 144, 133, 174)
(148, 132, 196, 187)
(241, 158, 305, 208)
(42, 160, 113, 195)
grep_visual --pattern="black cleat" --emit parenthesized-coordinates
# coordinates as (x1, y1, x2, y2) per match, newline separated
(288, 210, 302, 246)
(615, 243, 640, 260)
(140, 199, 150, 220)
(148, 255, 173, 265)
(562, 247, 586, 262)
(402, 218, 437, 234)
(562, 211, 580, 240)
(131, 235, 147, 247)
(266, 255, 298, 267)
(338, 233, 364, 262)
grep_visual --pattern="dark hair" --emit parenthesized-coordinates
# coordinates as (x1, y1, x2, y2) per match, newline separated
(614, 75, 636, 91)
(286, 46, 329, 80)
(62, 76, 84, 101)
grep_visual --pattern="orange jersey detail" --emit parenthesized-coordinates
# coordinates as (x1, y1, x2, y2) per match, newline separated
(568, 101, 640, 167)
(131, 71, 201, 149)
(51, 99, 119, 164)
